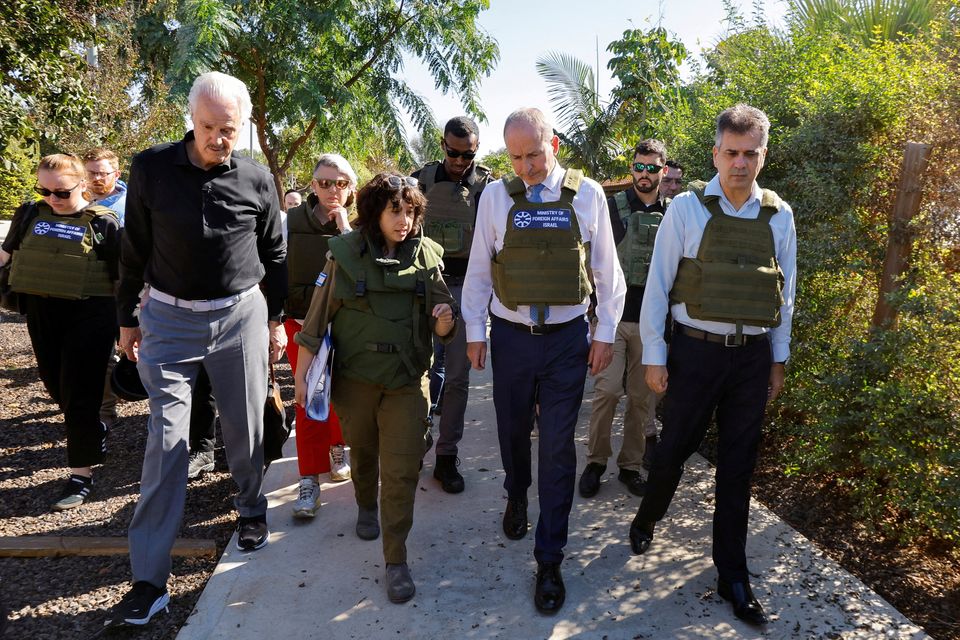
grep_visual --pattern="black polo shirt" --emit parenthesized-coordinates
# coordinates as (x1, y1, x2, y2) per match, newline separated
(607, 187, 668, 323)
(118, 131, 287, 326)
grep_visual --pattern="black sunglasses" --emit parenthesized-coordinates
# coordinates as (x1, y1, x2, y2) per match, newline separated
(632, 162, 664, 173)
(34, 183, 81, 199)
(385, 175, 419, 189)
(443, 143, 478, 160)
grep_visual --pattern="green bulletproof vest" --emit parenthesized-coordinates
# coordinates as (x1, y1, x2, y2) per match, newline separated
(669, 180, 785, 332)
(420, 162, 490, 259)
(10, 203, 117, 299)
(613, 190, 663, 288)
(328, 230, 444, 390)
(284, 197, 345, 319)
(491, 169, 592, 324)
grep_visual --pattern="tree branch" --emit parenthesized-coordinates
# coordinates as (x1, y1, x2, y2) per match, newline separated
(342, 0, 414, 90)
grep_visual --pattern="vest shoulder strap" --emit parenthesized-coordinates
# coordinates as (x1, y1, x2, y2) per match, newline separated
(420, 162, 441, 189)
(613, 190, 629, 219)
(758, 188, 782, 223)
(82, 205, 118, 224)
(561, 168, 583, 194)
(504, 175, 525, 197)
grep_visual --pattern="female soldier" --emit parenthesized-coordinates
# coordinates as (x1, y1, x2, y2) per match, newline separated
(0, 154, 121, 510)
(284, 153, 356, 519)
(293, 173, 455, 604)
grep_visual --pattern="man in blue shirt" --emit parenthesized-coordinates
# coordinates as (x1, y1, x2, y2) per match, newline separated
(630, 104, 797, 627)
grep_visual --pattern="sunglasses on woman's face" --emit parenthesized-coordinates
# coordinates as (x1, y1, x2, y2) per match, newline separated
(34, 183, 81, 199)
(315, 178, 351, 190)
(385, 175, 419, 189)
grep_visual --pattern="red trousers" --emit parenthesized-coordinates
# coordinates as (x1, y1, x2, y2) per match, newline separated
(285, 318, 344, 475)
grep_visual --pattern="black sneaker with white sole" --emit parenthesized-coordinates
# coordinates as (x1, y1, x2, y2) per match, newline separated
(105, 581, 169, 627)
(236, 515, 269, 551)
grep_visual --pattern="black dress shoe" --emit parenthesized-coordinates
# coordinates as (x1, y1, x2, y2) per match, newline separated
(629, 515, 654, 554)
(534, 562, 565, 614)
(578, 462, 606, 498)
(717, 578, 768, 626)
(618, 468, 647, 496)
(502, 497, 528, 540)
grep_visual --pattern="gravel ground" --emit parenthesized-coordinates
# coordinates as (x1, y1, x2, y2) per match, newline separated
(0, 309, 295, 640)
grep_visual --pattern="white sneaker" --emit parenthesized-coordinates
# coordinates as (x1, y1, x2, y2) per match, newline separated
(292, 477, 321, 518)
(330, 445, 351, 482)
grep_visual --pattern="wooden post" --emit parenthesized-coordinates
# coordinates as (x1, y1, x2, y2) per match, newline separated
(870, 142, 932, 330)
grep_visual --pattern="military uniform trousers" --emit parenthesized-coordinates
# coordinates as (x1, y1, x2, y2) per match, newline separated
(635, 327, 772, 583)
(332, 375, 430, 564)
(128, 291, 269, 589)
(585, 320, 657, 472)
(284, 317, 344, 475)
(433, 282, 469, 456)
(24, 294, 116, 467)
(490, 314, 590, 564)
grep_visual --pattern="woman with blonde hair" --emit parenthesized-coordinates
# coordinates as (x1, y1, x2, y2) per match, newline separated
(0, 154, 121, 510)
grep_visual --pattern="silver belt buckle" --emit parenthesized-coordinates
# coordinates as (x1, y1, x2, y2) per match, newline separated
(528, 324, 545, 336)
(724, 333, 742, 347)
(190, 299, 214, 312)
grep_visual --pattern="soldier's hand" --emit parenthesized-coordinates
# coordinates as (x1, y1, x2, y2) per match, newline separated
(119, 326, 142, 362)
(768, 363, 785, 402)
(467, 341, 487, 371)
(587, 340, 613, 376)
(432, 303, 455, 336)
(645, 365, 668, 394)
(268, 321, 286, 363)
(331, 206, 352, 233)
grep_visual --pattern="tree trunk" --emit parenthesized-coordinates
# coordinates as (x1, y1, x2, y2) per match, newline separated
(870, 142, 932, 330)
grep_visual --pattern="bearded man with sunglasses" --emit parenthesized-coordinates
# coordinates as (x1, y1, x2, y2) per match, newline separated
(578, 139, 670, 500)
(411, 116, 493, 494)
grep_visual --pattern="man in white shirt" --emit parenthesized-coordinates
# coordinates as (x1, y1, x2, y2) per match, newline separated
(462, 107, 626, 614)
(630, 103, 797, 627)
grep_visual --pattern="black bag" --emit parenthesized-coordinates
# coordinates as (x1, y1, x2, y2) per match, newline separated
(263, 362, 290, 469)
(0, 262, 19, 313)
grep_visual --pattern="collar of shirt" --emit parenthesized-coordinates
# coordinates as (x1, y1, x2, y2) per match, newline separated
(433, 161, 480, 187)
(173, 130, 235, 171)
(523, 162, 564, 200)
(704, 174, 762, 216)
(625, 186, 667, 213)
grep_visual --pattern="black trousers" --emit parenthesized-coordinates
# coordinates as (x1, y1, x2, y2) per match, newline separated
(25, 294, 117, 467)
(636, 328, 771, 582)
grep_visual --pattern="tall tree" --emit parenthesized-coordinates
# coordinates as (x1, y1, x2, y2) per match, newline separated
(0, 0, 122, 172)
(136, 0, 499, 199)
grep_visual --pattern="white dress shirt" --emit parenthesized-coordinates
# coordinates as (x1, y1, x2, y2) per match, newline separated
(639, 174, 797, 365)
(462, 162, 626, 344)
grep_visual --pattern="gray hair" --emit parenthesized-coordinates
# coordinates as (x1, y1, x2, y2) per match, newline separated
(715, 104, 770, 148)
(503, 108, 554, 144)
(313, 153, 358, 187)
(188, 72, 253, 123)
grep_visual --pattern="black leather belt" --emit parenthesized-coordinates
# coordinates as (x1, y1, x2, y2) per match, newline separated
(493, 315, 584, 336)
(674, 323, 768, 347)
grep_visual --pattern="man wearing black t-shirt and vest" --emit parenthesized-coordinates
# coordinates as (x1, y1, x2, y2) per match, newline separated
(579, 139, 669, 499)
(107, 72, 287, 627)
(412, 116, 493, 494)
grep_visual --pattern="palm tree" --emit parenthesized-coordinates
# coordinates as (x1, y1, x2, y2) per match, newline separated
(535, 52, 625, 181)
(788, 0, 945, 44)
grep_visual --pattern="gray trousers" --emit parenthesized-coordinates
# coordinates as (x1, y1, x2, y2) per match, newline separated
(129, 292, 269, 588)
(435, 283, 469, 456)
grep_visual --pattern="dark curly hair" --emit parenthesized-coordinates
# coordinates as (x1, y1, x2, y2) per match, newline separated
(354, 173, 427, 250)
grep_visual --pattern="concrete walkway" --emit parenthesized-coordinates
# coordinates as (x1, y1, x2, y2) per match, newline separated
(178, 365, 928, 640)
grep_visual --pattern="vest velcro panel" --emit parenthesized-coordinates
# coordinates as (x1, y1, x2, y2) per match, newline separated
(613, 190, 662, 287)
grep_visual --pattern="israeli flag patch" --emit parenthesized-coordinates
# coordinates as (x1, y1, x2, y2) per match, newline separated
(315, 272, 327, 287)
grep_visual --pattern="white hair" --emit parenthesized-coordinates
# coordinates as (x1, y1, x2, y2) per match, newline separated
(313, 153, 358, 187)
(503, 108, 554, 144)
(188, 72, 253, 123)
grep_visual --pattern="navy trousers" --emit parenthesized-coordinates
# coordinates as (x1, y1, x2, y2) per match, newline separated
(490, 315, 589, 564)
(636, 328, 771, 582)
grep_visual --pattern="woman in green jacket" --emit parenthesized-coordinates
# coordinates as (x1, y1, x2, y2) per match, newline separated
(294, 173, 455, 604)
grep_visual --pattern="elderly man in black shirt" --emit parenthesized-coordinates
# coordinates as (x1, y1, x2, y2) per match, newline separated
(106, 71, 287, 627)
